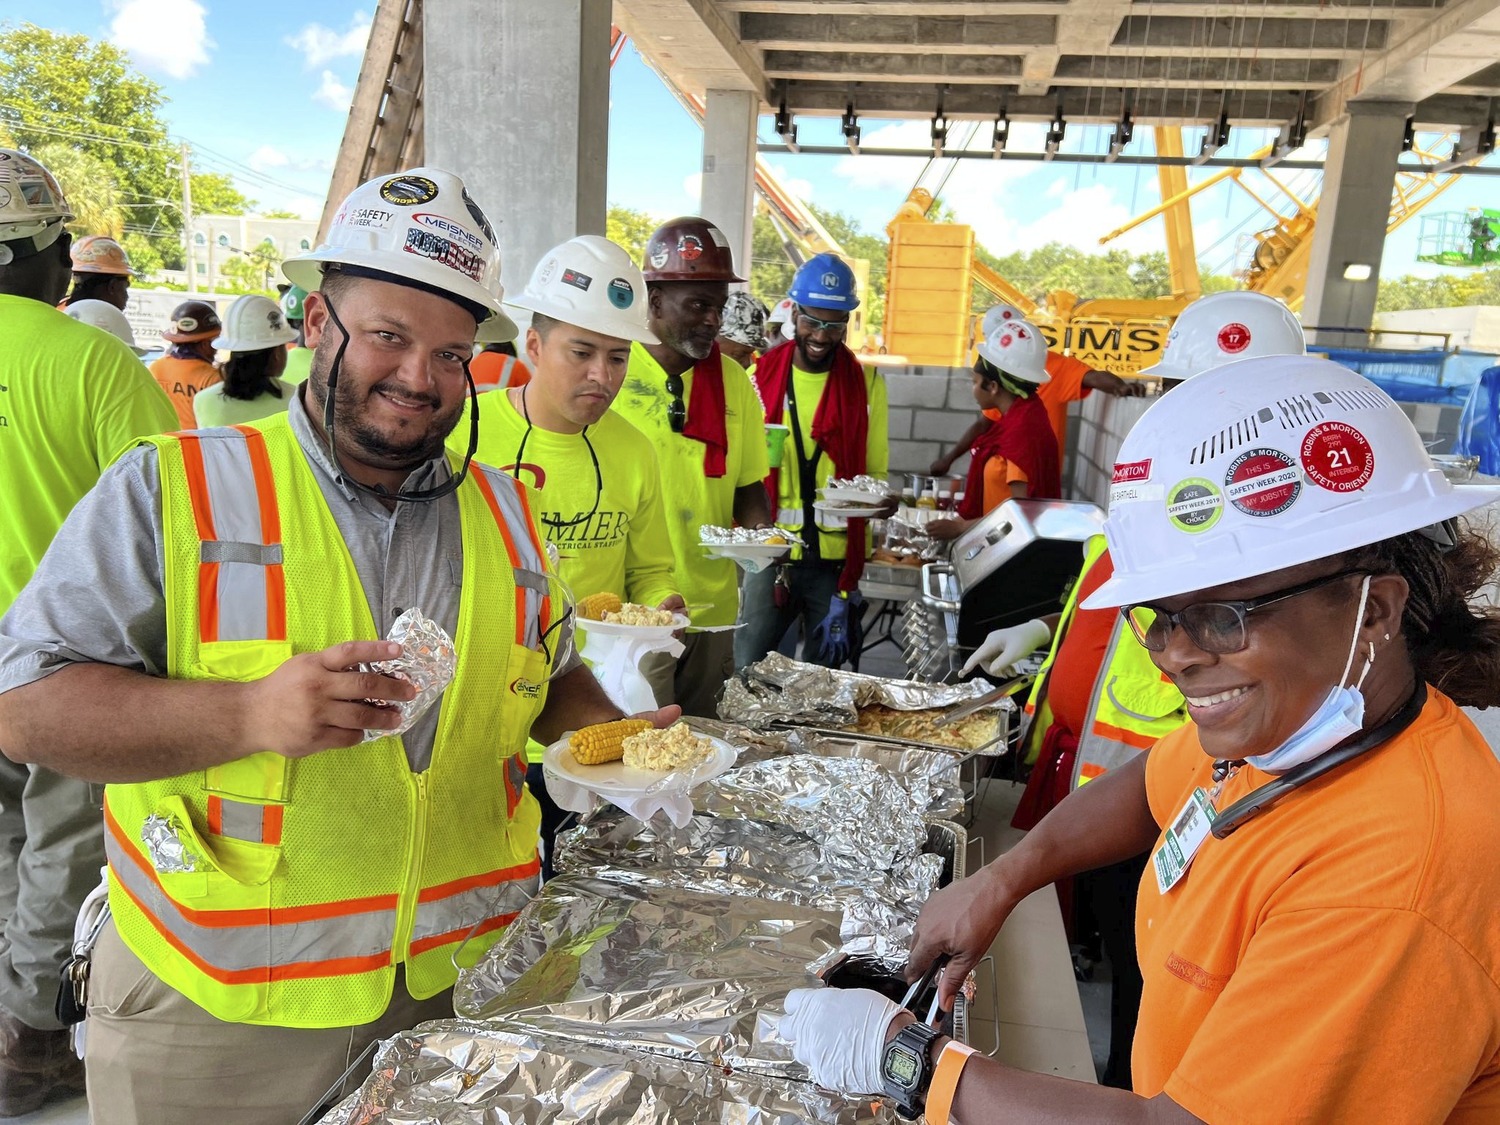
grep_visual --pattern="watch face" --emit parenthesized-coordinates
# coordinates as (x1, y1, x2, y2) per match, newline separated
(886, 1044, 920, 1087)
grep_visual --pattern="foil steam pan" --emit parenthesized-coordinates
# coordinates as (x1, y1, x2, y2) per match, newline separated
(699, 524, 805, 547)
(361, 607, 456, 742)
(694, 755, 928, 868)
(552, 808, 942, 968)
(825, 474, 891, 497)
(317, 1021, 894, 1124)
(453, 873, 842, 1080)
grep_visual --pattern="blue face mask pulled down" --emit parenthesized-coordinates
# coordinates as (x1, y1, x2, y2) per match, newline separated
(1246, 576, 1374, 775)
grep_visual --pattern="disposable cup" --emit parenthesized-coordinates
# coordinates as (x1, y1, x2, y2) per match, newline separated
(765, 423, 791, 468)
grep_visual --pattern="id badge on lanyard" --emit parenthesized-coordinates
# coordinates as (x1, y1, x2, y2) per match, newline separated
(1153, 787, 1218, 893)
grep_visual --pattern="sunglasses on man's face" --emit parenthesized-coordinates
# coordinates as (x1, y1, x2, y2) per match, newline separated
(666, 372, 686, 433)
(796, 311, 849, 336)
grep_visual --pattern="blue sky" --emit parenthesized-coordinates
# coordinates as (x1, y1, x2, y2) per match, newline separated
(6, 0, 1495, 282)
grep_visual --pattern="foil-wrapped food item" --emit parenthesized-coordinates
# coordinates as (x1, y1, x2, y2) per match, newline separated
(361, 607, 456, 742)
(695, 755, 929, 868)
(140, 813, 198, 874)
(453, 873, 842, 1079)
(317, 1020, 895, 1124)
(699, 524, 804, 547)
(825, 474, 891, 498)
(552, 808, 943, 968)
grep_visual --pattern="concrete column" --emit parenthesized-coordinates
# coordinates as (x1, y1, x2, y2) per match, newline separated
(700, 89, 759, 281)
(424, 0, 611, 297)
(1301, 102, 1410, 345)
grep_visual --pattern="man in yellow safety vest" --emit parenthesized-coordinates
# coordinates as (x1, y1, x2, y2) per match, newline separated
(960, 289, 1307, 1088)
(0, 166, 673, 1124)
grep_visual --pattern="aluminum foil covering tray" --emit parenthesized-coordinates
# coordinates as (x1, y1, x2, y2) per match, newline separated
(552, 808, 943, 968)
(317, 1020, 894, 1124)
(720, 652, 1013, 754)
(452, 873, 842, 1079)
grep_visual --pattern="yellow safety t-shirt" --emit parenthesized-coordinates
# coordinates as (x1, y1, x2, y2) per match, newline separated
(281, 346, 313, 386)
(613, 344, 769, 627)
(771, 364, 889, 562)
(193, 380, 295, 428)
(0, 295, 178, 615)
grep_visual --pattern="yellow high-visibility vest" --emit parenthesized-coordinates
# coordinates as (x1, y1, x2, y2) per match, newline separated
(104, 415, 556, 1027)
(1020, 535, 1187, 787)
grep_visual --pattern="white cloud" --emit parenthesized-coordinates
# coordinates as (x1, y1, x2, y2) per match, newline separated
(682, 172, 702, 205)
(313, 70, 353, 112)
(109, 0, 213, 80)
(248, 145, 290, 172)
(765, 162, 814, 205)
(285, 10, 372, 68)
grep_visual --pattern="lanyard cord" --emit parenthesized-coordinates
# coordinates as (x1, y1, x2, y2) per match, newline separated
(509, 385, 602, 530)
(784, 378, 825, 562)
(318, 295, 479, 504)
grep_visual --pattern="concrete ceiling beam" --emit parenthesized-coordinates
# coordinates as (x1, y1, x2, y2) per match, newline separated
(738, 11, 1058, 47)
(1111, 14, 1391, 50)
(614, 0, 769, 100)
(1312, 0, 1500, 126)
(721, 0, 1431, 11)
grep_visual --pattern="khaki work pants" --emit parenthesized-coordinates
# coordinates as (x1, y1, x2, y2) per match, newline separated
(85, 918, 454, 1125)
(642, 629, 735, 719)
(0, 757, 105, 1030)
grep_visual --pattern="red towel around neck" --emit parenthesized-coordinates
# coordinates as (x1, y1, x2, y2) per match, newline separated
(754, 339, 870, 591)
(681, 343, 728, 479)
(958, 392, 1062, 519)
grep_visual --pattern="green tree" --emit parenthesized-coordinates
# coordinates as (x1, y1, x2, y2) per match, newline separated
(606, 204, 656, 265)
(217, 255, 274, 296)
(247, 237, 282, 291)
(191, 172, 253, 216)
(29, 142, 125, 238)
(260, 209, 302, 220)
(749, 209, 795, 311)
(120, 231, 164, 277)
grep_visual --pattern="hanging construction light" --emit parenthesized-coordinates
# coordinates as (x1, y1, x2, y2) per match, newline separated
(992, 106, 1010, 159)
(1262, 93, 1308, 168)
(931, 91, 948, 158)
(775, 94, 799, 152)
(842, 102, 861, 155)
(1195, 108, 1231, 165)
(1045, 102, 1067, 161)
(1433, 111, 1496, 173)
(1106, 105, 1134, 163)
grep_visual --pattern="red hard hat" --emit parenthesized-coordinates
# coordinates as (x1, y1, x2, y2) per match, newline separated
(641, 216, 745, 283)
(162, 299, 223, 343)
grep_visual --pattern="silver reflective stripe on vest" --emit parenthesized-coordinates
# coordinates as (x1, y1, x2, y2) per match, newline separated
(1070, 619, 1146, 790)
(105, 822, 396, 975)
(409, 867, 538, 950)
(195, 433, 278, 642)
(216, 799, 271, 844)
(476, 465, 550, 651)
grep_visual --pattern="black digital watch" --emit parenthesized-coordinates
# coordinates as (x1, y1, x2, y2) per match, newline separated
(881, 1018, 941, 1119)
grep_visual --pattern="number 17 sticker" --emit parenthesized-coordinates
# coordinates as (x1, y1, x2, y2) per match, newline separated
(1301, 421, 1374, 493)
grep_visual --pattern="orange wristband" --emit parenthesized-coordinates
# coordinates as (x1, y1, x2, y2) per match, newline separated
(925, 1040, 977, 1125)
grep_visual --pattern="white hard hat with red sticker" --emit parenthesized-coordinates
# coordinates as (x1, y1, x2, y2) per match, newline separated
(980, 301, 1030, 339)
(282, 166, 516, 340)
(1083, 355, 1500, 609)
(976, 316, 1050, 384)
(507, 234, 658, 345)
(1142, 291, 1305, 381)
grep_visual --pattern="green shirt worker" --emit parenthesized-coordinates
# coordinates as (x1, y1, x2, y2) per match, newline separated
(193, 293, 298, 427)
(456, 234, 680, 877)
(612, 216, 773, 717)
(0, 166, 677, 1124)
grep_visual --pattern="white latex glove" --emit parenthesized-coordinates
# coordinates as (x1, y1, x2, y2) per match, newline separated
(778, 986, 903, 1095)
(961, 617, 1052, 677)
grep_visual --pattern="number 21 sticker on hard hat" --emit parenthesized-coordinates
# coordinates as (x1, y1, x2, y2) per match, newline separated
(1300, 421, 1375, 493)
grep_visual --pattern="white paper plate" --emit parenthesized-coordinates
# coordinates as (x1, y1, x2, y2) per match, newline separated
(542, 733, 737, 797)
(701, 542, 792, 561)
(819, 487, 889, 505)
(814, 501, 886, 519)
(577, 612, 689, 639)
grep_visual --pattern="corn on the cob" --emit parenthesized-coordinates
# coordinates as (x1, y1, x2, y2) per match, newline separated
(577, 592, 623, 621)
(568, 718, 653, 765)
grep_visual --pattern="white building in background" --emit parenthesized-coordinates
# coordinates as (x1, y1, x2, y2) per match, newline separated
(160, 213, 319, 292)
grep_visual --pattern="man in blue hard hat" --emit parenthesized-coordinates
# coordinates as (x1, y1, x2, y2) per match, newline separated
(737, 253, 889, 669)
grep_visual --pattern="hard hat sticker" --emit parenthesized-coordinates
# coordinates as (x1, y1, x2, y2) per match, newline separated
(402, 228, 485, 282)
(1166, 477, 1224, 533)
(705, 225, 729, 248)
(1300, 421, 1375, 493)
(607, 277, 635, 309)
(344, 206, 394, 231)
(1112, 459, 1152, 484)
(677, 234, 704, 261)
(379, 175, 440, 206)
(1217, 322, 1251, 353)
(1110, 483, 1164, 507)
(1224, 447, 1301, 516)
(0, 187, 10, 209)
(413, 213, 483, 253)
(561, 268, 592, 292)
(460, 188, 496, 243)
(648, 242, 670, 270)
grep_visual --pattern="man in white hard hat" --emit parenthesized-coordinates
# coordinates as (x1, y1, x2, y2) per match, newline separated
(0, 167, 675, 1122)
(456, 234, 682, 876)
(957, 290, 1307, 1089)
(0, 149, 176, 1117)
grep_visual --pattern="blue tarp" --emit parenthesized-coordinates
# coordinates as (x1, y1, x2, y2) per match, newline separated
(1309, 346, 1471, 405)
(1455, 366, 1500, 474)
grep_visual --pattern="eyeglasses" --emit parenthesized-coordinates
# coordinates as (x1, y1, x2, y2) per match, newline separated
(1121, 568, 1366, 655)
(666, 372, 687, 433)
(796, 311, 849, 337)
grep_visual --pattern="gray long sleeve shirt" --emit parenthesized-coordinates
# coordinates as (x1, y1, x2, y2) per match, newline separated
(0, 390, 578, 771)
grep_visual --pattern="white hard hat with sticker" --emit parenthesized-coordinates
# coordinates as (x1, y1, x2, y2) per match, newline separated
(212, 294, 299, 352)
(64, 299, 148, 355)
(1142, 291, 1305, 381)
(980, 302, 1029, 339)
(976, 316, 1050, 384)
(282, 166, 516, 340)
(0, 149, 74, 264)
(1083, 355, 1500, 609)
(506, 234, 658, 345)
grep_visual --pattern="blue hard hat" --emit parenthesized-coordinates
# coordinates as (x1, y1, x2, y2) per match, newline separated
(788, 252, 860, 312)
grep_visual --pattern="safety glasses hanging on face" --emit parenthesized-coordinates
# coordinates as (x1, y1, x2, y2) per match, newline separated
(1122, 568, 1367, 655)
(318, 293, 479, 504)
(665, 372, 687, 433)
(796, 310, 848, 337)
